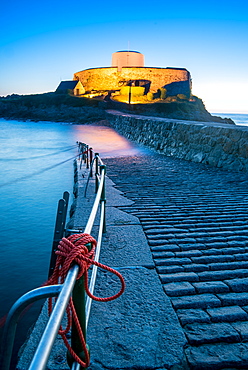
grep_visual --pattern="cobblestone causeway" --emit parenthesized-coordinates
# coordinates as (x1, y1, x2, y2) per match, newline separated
(103, 153, 248, 370)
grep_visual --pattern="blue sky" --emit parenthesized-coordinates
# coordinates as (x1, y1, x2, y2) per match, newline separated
(0, 0, 248, 113)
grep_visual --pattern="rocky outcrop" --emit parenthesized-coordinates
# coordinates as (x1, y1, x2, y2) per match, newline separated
(106, 97, 235, 124)
(0, 93, 234, 126)
(107, 110, 248, 172)
(0, 93, 106, 124)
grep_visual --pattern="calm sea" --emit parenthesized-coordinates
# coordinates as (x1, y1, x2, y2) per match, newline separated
(214, 113, 248, 126)
(0, 113, 247, 366)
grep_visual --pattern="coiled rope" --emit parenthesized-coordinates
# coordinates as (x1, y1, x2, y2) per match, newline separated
(45, 233, 125, 368)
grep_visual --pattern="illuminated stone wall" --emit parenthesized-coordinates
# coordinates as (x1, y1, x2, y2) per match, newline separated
(73, 67, 190, 93)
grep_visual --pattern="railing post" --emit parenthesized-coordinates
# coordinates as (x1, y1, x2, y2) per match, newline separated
(0, 286, 62, 370)
(79, 143, 85, 170)
(83, 144, 87, 164)
(68, 243, 92, 368)
(100, 165, 106, 233)
(95, 153, 99, 193)
(86, 145, 89, 169)
(89, 148, 93, 177)
(48, 191, 69, 278)
(68, 277, 87, 367)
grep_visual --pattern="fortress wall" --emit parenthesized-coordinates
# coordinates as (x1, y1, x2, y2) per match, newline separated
(74, 67, 190, 93)
(107, 111, 248, 172)
(74, 68, 120, 92)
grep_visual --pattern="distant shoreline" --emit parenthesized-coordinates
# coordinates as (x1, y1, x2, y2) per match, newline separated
(209, 112, 248, 127)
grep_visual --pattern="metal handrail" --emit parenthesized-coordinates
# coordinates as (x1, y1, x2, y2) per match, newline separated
(86, 196, 105, 327)
(29, 165, 106, 370)
(84, 152, 104, 197)
(71, 178, 106, 370)
(0, 145, 106, 370)
(0, 286, 62, 370)
(29, 267, 80, 370)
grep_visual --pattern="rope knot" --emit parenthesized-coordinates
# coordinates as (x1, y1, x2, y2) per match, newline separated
(48, 233, 97, 285)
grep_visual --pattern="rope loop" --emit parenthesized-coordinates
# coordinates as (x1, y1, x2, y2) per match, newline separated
(45, 232, 125, 368)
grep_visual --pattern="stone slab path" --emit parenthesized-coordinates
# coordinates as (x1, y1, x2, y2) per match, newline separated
(103, 152, 248, 370)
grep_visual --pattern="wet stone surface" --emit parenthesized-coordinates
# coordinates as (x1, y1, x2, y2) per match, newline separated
(103, 153, 248, 369)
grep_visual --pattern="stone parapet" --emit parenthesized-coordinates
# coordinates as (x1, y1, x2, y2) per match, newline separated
(107, 110, 248, 172)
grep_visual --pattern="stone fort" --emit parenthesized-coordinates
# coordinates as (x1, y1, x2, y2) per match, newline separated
(73, 51, 192, 97)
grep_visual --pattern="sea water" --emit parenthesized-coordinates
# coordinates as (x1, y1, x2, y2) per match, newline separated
(214, 113, 248, 126)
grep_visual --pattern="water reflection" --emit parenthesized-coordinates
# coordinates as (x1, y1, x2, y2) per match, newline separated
(73, 125, 148, 157)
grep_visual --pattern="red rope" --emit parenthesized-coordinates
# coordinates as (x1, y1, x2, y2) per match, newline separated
(45, 233, 125, 368)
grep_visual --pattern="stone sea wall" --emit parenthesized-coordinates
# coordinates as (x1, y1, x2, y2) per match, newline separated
(106, 111, 248, 172)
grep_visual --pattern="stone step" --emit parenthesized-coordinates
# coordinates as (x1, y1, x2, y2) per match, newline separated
(163, 281, 230, 297)
(153, 246, 248, 258)
(158, 269, 248, 284)
(206, 306, 248, 323)
(184, 322, 240, 345)
(139, 215, 248, 222)
(198, 269, 248, 282)
(185, 342, 248, 370)
(171, 294, 221, 310)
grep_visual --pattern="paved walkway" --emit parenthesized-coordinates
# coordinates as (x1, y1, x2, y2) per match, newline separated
(102, 152, 248, 370)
